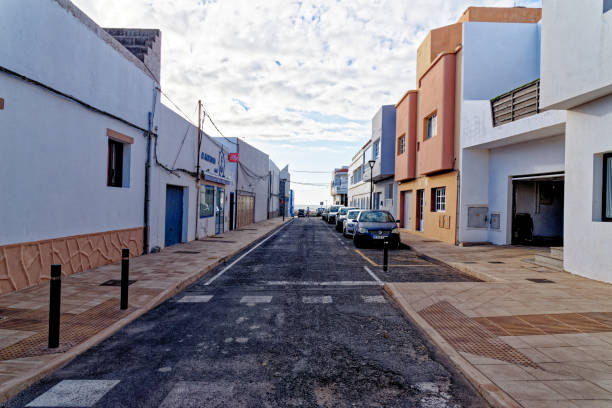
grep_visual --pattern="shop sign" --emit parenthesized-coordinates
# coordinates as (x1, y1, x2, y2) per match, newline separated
(228, 153, 239, 163)
(201, 152, 216, 164)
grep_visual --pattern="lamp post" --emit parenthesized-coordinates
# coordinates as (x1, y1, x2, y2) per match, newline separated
(368, 159, 376, 209)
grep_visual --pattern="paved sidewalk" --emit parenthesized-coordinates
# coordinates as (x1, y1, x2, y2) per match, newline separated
(387, 232, 612, 408)
(0, 218, 290, 402)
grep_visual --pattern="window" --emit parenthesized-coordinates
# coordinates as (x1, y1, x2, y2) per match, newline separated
(107, 139, 123, 187)
(372, 140, 379, 159)
(106, 129, 132, 188)
(604, 153, 612, 221)
(605, 0, 612, 13)
(385, 184, 393, 200)
(398, 136, 405, 154)
(431, 187, 446, 212)
(199, 185, 215, 218)
(426, 113, 437, 140)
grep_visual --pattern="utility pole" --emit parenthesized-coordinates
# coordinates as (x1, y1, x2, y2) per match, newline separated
(195, 100, 202, 239)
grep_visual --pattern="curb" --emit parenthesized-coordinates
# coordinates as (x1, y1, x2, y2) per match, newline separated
(0, 219, 292, 403)
(384, 283, 521, 408)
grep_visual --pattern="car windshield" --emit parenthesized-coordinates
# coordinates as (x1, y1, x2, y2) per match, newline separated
(339, 208, 349, 215)
(359, 211, 394, 223)
(330, 206, 341, 212)
(347, 211, 360, 219)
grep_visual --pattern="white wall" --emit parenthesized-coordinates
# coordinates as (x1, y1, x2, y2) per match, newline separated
(462, 22, 540, 101)
(237, 140, 270, 223)
(564, 95, 612, 281)
(487, 135, 565, 245)
(0, 0, 156, 246)
(540, 0, 612, 110)
(150, 105, 198, 249)
(269, 160, 280, 216)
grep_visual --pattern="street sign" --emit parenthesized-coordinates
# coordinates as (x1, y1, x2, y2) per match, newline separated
(228, 153, 239, 162)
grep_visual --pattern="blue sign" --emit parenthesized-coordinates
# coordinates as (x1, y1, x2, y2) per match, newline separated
(201, 152, 216, 164)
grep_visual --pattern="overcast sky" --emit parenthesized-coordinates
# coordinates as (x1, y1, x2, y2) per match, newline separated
(74, 0, 539, 205)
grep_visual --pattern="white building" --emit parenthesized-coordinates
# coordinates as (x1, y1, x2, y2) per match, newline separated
(330, 167, 348, 206)
(539, 0, 612, 281)
(0, 0, 158, 293)
(457, 19, 566, 247)
(268, 160, 280, 218)
(348, 140, 373, 209)
(0, 0, 284, 294)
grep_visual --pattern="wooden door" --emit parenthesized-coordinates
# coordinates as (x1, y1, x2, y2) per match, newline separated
(237, 194, 255, 228)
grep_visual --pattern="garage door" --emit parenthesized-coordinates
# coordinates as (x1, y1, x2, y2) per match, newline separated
(237, 194, 255, 228)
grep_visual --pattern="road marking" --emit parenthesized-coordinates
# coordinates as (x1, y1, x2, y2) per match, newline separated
(26, 380, 120, 407)
(363, 266, 384, 286)
(158, 366, 172, 373)
(361, 295, 387, 303)
(265, 281, 381, 286)
(177, 295, 213, 303)
(235, 337, 249, 343)
(302, 296, 332, 304)
(204, 220, 293, 286)
(236, 316, 248, 324)
(354, 249, 378, 266)
(240, 295, 272, 306)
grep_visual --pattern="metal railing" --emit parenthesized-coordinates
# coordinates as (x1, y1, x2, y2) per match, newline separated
(491, 79, 539, 127)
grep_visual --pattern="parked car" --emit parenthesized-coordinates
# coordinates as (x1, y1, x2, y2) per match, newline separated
(316, 207, 325, 216)
(326, 205, 343, 224)
(335, 207, 358, 232)
(322, 207, 330, 221)
(343, 210, 361, 238)
(297, 209, 305, 217)
(352, 210, 400, 248)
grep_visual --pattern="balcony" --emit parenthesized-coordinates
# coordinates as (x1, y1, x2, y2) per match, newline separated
(491, 79, 540, 127)
(331, 181, 348, 196)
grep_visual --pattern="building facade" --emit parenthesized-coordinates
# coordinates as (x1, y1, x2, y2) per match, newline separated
(364, 106, 398, 217)
(395, 6, 543, 245)
(348, 140, 373, 209)
(0, 0, 287, 294)
(331, 167, 349, 205)
(539, 0, 612, 281)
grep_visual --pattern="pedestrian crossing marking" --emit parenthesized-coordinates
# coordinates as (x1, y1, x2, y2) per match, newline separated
(361, 295, 387, 304)
(178, 295, 213, 303)
(302, 296, 332, 304)
(26, 380, 120, 407)
(240, 296, 272, 306)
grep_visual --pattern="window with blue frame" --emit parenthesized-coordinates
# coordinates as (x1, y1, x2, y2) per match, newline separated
(605, 0, 612, 13)
(373, 140, 379, 159)
(199, 185, 215, 218)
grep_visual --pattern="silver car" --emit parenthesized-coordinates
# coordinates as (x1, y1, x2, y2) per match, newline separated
(343, 210, 361, 238)
(335, 207, 357, 232)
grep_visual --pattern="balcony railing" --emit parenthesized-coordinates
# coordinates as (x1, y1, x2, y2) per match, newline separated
(491, 79, 539, 127)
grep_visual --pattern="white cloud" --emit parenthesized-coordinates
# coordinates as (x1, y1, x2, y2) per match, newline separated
(72, 0, 539, 204)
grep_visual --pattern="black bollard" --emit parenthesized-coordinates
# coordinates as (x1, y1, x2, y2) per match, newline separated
(48, 264, 61, 349)
(120, 248, 129, 310)
(383, 240, 389, 272)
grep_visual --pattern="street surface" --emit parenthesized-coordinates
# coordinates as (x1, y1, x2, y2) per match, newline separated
(5, 218, 487, 408)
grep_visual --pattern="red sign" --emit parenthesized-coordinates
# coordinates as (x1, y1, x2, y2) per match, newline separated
(228, 153, 239, 162)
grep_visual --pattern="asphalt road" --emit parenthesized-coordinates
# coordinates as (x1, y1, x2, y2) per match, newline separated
(5, 217, 487, 408)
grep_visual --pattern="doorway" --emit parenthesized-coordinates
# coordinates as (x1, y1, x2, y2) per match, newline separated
(511, 175, 564, 246)
(416, 189, 424, 232)
(215, 187, 225, 234)
(164, 185, 183, 247)
(229, 192, 235, 231)
(404, 191, 413, 230)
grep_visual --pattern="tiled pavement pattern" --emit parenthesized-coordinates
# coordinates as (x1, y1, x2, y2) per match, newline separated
(0, 218, 287, 402)
(388, 232, 612, 407)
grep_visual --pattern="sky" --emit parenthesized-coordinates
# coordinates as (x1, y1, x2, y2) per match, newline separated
(73, 0, 540, 205)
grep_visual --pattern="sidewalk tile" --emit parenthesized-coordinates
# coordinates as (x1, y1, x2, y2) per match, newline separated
(543, 380, 612, 400)
(475, 364, 536, 381)
(537, 347, 597, 362)
(496, 380, 565, 400)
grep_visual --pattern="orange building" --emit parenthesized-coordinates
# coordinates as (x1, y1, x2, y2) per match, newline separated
(395, 6, 541, 244)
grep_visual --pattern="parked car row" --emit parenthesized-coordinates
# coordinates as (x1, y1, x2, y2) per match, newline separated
(319, 205, 400, 248)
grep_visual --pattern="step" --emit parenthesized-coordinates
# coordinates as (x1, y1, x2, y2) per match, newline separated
(534, 254, 563, 271)
(550, 246, 564, 260)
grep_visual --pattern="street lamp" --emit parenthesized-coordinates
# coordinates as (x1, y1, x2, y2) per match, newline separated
(368, 159, 376, 209)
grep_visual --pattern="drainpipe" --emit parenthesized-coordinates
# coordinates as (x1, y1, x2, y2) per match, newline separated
(195, 100, 202, 239)
(144, 111, 152, 254)
(267, 170, 271, 219)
